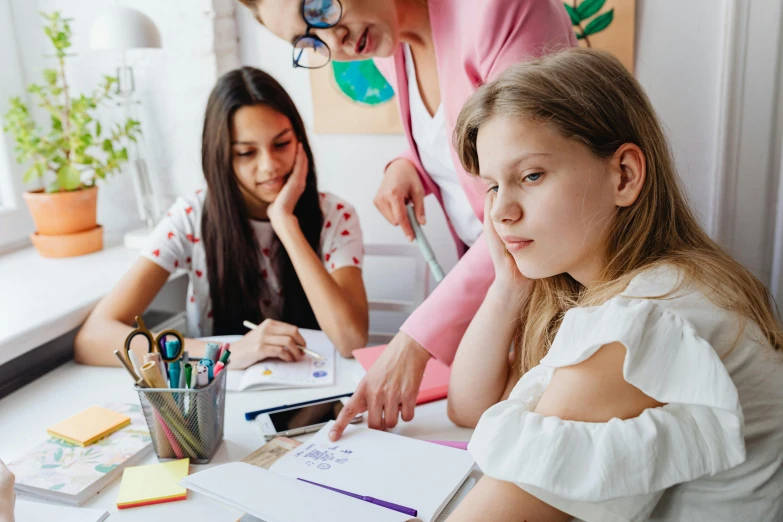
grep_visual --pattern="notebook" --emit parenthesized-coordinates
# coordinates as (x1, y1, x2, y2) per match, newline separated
(14, 499, 109, 522)
(182, 421, 474, 522)
(9, 402, 152, 506)
(203, 329, 336, 391)
(47, 406, 131, 446)
(116, 458, 190, 509)
(354, 345, 451, 404)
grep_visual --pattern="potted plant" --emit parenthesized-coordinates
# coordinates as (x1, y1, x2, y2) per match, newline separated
(2, 11, 141, 258)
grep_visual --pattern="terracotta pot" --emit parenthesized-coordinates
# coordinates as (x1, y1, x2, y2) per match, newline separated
(23, 186, 98, 236)
(30, 225, 104, 258)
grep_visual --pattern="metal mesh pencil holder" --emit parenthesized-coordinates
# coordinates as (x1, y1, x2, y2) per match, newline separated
(135, 364, 228, 464)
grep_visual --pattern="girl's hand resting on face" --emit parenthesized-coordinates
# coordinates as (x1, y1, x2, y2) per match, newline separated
(268, 143, 307, 229)
(229, 319, 307, 369)
(484, 193, 530, 291)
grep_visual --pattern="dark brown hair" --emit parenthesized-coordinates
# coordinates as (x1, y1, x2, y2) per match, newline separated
(201, 66, 322, 334)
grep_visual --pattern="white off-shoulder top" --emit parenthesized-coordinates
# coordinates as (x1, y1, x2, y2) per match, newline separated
(469, 266, 783, 521)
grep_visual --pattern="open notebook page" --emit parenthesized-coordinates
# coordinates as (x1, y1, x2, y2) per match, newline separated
(269, 421, 474, 522)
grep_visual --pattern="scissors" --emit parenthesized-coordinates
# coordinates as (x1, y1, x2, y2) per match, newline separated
(124, 315, 185, 367)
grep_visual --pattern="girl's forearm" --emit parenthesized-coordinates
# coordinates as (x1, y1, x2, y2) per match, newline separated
(448, 281, 528, 427)
(273, 216, 368, 356)
(75, 316, 206, 366)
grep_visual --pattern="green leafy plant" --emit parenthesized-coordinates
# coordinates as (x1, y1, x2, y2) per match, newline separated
(564, 0, 615, 47)
(2, 11, 141, 193)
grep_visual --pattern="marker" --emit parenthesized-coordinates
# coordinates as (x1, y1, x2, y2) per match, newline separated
(168, 360, 181, 389)
(297, 478, 417, 517)
(406, 202, 444, 282)
(165, 339, 182, 360)
(214, 349, 231, 377)
(218, 343, 230, 362)
(196, 364, 208, 388)
(184, 364, 193, 389)
(199, 358, 214, 381)
(190, 363, 198, 388)
(243, 320, 323, 361)
(205, 343, 220, 364)
(179, 352, 189, 388)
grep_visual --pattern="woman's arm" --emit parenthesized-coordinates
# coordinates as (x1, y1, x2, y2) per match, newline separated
(447, 281, 524, 427)
(273, 215, 369, 357)
(73, 258, 209, 366)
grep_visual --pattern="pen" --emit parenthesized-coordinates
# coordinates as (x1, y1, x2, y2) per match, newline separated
(297, 478, 417, 517)
(406, 202, 445, 282)
(242, 320, 324, 361)
(214, 349, 231, 377)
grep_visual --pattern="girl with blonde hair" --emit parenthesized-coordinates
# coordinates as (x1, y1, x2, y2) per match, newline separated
(447, 48, 783, 521)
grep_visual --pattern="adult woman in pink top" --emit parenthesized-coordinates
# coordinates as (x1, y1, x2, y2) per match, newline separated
(238, 0, 577, 439)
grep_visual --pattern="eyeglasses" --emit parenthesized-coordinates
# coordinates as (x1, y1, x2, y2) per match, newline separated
(293, 0, 343, 69)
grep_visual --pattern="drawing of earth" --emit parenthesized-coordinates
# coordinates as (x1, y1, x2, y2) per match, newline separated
(331, 60, 394, 106)
(313, 371, 328, 378)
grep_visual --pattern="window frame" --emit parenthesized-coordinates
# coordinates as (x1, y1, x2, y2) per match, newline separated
(0, 0, 35, 250)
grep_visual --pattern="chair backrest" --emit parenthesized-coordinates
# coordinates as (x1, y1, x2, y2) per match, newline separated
(362, 243, 430, 345)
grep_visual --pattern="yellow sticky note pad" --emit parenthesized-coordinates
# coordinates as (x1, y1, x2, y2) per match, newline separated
(47, 406, 131, 446)
(117, 458, 190, 509)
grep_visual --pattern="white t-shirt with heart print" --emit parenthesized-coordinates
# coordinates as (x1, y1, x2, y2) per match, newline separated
(141, 190, 364, 337)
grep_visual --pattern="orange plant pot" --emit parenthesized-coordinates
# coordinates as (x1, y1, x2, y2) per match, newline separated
(30, 225, 104, 258)
(23, 186, 98, 236)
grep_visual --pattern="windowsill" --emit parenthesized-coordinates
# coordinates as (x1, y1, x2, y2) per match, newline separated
(0, 241, 186, 366)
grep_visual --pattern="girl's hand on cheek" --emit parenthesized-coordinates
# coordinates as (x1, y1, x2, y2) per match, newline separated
(268, 143, 308, 229)
(484, 192, 530, 292)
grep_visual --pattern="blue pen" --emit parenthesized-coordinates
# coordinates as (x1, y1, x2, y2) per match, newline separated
(244, 392, 354, 421)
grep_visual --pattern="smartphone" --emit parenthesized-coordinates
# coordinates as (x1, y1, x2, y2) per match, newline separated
(256, 397, 362, 440)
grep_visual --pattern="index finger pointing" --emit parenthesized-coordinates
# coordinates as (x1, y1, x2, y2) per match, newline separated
(329, 388, 368, 442)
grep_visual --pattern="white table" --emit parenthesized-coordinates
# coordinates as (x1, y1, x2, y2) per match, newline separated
(0, 356, 473, 521)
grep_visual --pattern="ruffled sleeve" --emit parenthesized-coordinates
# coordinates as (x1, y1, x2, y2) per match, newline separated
(468, 297, 746, 521)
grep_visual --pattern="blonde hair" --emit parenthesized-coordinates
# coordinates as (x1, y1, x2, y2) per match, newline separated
(454, 48, 783, 374)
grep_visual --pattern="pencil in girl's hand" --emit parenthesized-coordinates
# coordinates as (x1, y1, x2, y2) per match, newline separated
(242, 320, 324, 361)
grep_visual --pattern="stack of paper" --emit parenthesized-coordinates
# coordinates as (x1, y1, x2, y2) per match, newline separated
(116, 458, 190, 509)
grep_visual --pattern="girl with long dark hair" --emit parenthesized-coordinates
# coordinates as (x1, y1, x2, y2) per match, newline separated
(75, 67, 369, 368)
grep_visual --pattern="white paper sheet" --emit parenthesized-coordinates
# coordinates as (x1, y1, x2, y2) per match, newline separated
(14, 499, 109, 522)
(269, 421, 474, 522)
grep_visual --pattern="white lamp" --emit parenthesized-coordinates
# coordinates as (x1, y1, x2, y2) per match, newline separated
(90, 6, 162, 249)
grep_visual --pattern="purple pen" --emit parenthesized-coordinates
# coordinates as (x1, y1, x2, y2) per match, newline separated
(297, 478, 418, 517)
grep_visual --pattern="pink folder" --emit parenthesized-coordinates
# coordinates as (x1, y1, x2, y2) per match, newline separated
(353, 345, 451, 405)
